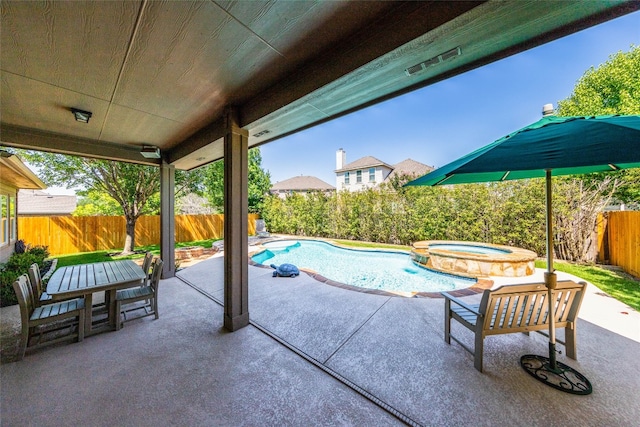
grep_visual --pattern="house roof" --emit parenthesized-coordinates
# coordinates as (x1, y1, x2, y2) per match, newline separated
(383, 159, 434, 183)
(0, 151, 46, 190)
(2, 2, 632, 170)
(271, 176, 335, 191)
(335, 156, 393, 173)
(18, 190, 77, 215)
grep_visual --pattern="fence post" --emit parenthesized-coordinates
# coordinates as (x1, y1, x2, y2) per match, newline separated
(597, 212, 609, 264)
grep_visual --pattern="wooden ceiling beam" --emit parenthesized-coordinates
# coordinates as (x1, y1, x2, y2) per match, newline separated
(0, 124, 160, 166)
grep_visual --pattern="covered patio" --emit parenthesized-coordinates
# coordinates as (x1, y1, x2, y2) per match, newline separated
(2, 254, 638, 426)
(2, 2, 640, 424)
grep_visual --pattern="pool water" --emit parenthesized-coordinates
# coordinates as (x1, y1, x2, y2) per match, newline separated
(252, 240, 475, 294)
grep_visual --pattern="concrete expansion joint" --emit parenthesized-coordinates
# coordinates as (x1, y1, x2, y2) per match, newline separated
(323, 297, 393, 366)
(176, 276, 421, 427)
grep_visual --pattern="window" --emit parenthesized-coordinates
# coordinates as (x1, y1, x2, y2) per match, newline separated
(1, 194, 7, 246)
(356, 170, 362, 183)
(344, 172, 350, 185)
(9, 196, 16, 241)
(369, 168, 375, 182)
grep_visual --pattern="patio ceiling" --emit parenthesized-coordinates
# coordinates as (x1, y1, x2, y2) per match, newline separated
(1, 1, 637, 171)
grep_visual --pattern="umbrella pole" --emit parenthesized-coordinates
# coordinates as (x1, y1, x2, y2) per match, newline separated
(544, 170, 558, 371)
(520, 170, 592, 394)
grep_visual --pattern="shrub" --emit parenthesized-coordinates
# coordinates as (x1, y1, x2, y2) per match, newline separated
(261, 178, 607, 262)
(0, 244, 50, 307)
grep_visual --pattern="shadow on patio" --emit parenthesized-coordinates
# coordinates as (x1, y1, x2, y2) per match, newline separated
(2, 256, 639, 426)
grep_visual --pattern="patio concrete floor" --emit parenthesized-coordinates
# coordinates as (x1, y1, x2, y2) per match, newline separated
(1, 251, 639, 426)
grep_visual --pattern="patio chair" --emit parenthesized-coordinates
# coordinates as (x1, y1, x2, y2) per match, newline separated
(13, 275, 85, 360)
(28, 263, 52, 306)
(442, 281, 586, 372)
(141, 251, 154, 286)
(115, 258, 163, 330)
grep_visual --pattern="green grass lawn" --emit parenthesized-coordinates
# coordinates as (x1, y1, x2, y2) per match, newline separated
(53, 239, 218, 268)
(331, 239, 411, 252)
(536, 260, 640, 312)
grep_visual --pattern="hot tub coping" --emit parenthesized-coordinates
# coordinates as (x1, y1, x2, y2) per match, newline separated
(412, 240, 536, 262)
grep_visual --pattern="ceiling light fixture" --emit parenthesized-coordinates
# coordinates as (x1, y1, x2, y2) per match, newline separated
(140, 145, 161, 159)
(71, 108, 92, 123)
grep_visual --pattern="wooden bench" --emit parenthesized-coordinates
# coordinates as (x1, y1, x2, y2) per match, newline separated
(442, 280, 586, 372)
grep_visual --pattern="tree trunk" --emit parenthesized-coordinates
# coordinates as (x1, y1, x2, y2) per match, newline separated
(123, 217, 136, 254)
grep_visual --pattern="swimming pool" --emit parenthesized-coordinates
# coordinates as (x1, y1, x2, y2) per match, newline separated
(251, 240, 475, 294)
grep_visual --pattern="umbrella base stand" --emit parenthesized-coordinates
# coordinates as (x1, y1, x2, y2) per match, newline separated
(520, 354, 592, 395)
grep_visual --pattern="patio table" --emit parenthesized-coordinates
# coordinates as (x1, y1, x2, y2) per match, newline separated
(46, 260, 145, 335)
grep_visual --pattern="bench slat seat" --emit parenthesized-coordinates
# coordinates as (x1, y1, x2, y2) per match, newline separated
(117, 286, 153, 301)
(31, 299, 85, 322)
(442, 280, 586, 372)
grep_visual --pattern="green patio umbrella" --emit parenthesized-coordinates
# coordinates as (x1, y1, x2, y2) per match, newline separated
(405, 112, 640, 394)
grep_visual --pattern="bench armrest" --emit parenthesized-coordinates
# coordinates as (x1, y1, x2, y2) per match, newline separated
(441, 292, 482, 316)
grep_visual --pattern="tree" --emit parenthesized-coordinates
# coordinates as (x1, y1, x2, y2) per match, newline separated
(553, 176, 618, 262)
(557, 45, 640, 207)
(247, 149, 272, 214)
(18, 152, 201, 254)
(73, 190, 123, 216)
(202, 148, 272, 213)
(557, 45, 639, 116)
(553, 45, 640, 261)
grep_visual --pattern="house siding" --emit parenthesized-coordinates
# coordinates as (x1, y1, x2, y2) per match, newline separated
(337, 166, 392, 192)
(0, 183, 18, 263)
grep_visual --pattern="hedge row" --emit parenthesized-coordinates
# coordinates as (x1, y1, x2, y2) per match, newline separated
(261, 177, 608, 262)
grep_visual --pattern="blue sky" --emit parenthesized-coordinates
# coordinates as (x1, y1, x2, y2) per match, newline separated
(261, 11, 640, 188)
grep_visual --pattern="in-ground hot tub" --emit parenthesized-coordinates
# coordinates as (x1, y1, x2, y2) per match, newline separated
(411, 240, 536, 277)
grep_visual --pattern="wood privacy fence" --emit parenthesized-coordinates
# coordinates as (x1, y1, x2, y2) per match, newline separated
(597, 211, 640, 278)
(18, 214, 259, 256)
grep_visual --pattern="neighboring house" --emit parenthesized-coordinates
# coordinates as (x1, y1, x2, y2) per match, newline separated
(17, 190, 77, 217)
(334, 149, 433, 192)
(382, 158, 435, 185)
(271, 176, 335, 199)
(0, 150, 46, 263)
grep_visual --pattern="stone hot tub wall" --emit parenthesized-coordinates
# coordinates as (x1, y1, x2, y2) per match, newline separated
(411, 240, 537, 278)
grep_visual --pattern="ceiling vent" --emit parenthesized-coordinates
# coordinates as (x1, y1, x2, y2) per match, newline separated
(405, 47, 461, 76)
(253, 130, 270, 138)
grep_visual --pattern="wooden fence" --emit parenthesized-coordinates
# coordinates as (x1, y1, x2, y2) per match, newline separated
(597, 211, 640, 278)
(18, 214, 259, 256)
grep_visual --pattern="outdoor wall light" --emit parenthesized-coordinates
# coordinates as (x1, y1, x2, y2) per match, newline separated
(71, 108, 92, 123)
(140, 145, 161, 159)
